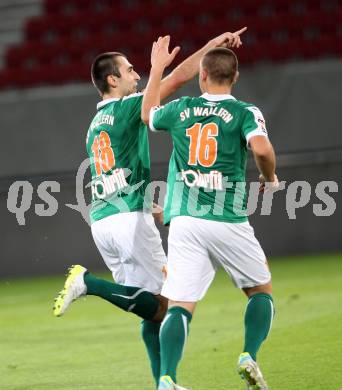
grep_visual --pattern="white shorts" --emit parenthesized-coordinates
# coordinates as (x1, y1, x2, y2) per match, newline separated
(91, 211, 167, 294)
(162, 216, 271, 302)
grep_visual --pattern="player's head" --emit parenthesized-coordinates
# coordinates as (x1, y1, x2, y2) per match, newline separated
(199, 47, 239, 93)
(91, 52, 141, 97)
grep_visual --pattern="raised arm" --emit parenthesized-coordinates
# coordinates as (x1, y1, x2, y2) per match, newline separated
(141, 29, 247, 124)
(142, 36, 181, 124)
(159, 28, 247, 101)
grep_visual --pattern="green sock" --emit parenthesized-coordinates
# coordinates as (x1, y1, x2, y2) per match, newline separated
(159, 306, 192, 383)
(84, 272, 159, 320)
(243, 293, 274, 361)
(141, 320, 161, 388)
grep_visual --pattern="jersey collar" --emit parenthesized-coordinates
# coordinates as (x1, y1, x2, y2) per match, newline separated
(201, 92, 236, 101)
(97, 98, 120, 110)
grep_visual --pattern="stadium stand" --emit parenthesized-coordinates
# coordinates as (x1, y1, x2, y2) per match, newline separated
(0, 0, 341, 89)
(0, 0, 41, 69)
(0, 0, 342, 89)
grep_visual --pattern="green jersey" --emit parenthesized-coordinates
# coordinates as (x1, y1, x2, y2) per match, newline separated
(150, 92, 268, 224)
(86, 92, 151, 223)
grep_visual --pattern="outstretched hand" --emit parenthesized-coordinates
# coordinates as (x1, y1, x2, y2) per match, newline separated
(212, 27, 247, 49)
(151, 35, 181, 71)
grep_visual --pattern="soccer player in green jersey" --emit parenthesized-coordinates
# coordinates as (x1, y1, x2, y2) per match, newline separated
(142, 37, 279, 390)
(53, 30, 247, 387)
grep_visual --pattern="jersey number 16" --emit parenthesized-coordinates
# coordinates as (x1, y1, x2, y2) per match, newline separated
(186, 122, 218, 167)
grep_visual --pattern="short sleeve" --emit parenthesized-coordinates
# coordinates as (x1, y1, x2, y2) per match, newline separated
(149, 99, 180, 132)
(242, 106, 268, 146)
(121, 92, 144, 122)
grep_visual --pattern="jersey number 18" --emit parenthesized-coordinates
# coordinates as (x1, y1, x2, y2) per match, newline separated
(91, 131, 115, 175)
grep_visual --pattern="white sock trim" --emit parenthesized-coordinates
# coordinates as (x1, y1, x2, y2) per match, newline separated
(111, 287, 147, 300)
(266, 299, 274, 338)
(159, 313, 172, 337)
(181, 314, 188, 358)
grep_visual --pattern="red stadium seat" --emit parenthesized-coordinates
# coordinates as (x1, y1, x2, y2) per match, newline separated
(1, 0, 341, 90)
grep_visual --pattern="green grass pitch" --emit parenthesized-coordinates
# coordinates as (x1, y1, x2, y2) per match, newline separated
(1, 253, 342, 390)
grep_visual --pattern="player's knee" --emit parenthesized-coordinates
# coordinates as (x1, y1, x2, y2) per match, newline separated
(168, 300, 197, 314)
(243, 281, 272, 297)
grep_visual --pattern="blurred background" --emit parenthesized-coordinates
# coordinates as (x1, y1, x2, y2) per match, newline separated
(0, 0, 341, 278)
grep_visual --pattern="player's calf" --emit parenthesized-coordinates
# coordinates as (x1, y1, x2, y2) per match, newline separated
(242, 289, 274, 362)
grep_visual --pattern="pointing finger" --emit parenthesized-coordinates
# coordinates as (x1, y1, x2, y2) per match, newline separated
(234, 27, 247, 36)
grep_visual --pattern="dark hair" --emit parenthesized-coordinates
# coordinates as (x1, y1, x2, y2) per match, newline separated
(201, 47, 238, 84)
(91, 52, 126, 95)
